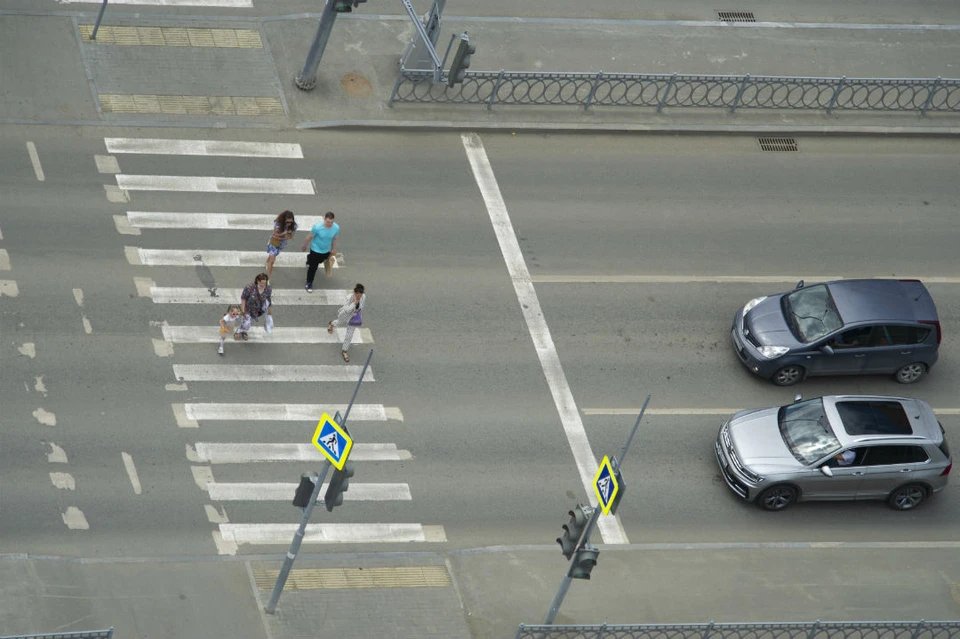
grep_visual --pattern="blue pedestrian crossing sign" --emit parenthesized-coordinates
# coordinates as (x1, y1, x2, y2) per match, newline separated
(311, 412, 353, 470)
(592, 455, 620, 516)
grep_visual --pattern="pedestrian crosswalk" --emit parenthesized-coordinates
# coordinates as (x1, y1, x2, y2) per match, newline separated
(109, 136, 443, 554)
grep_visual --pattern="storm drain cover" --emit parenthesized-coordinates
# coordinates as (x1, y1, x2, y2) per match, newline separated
(718, 11, 757, 22)
(758, 137, 798, 152)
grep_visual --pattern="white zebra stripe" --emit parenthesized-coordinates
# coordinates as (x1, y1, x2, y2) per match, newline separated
(127, 212, 327, 230)
(62, 0, 251, 5)
(181, 402, 401, 422)
(116, 175, 315, 194)
(219, 523, 447, 545)
(172, 364, 374, 383)
(163, 325, 371, 344)
(105, 139, 303, 158)
(194, 442, 410, 463)
(127, 248, 340, 268)
(205, 482, 411, 501)
(143, 285, 348, 306)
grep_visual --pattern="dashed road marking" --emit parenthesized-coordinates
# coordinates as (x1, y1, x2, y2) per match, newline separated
(127, 248, 338, 268)
(140, 283, 348, 306)
(194, 442, 410, 463)
(116, 174, 314, 194)
(172, 364, 374, 383)
(105, 139, 302, 158)
(50, 472, 76, 490)
(179, 402, 399, 423)
(126, 211, 326, 230)
(26, 142, 45, 181)
(205, 482, 412, 502)
(219, 523, 447, 546)
(122, 452, 142, 495)
(162, 325, 371, 344)
(62, 507, 89, 530)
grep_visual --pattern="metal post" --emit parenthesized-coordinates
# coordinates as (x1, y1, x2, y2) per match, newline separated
(487, 69, 505, 110)
(388, 68, 406, 106)
(264, 461, 331, 613)
(90, 0, 108, 40)
(657, 73, 677, 112)
(921, 77, 941, 115)
(295, 0, 338, 91)
(584, 71, 603, 111)
(544, 506, 602, 624)
(615, 395, 650, 467)
(341, 349, 373, 426)
(730, 73, 750, 113)
(826, 76, 845, 114)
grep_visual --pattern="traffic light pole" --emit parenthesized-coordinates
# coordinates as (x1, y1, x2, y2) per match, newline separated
(544, 505, 602, 624)
(265, 460, 331, 614)
(295, 0, 338, 91)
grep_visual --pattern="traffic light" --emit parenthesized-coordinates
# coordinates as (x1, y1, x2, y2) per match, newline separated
(570, 545, 600, 580)
(292, 473, 318, 508)
(333, 0, 365, 12)
(446, 34, 476, 87)
(556, 504, 589, 559)
(324, 461, 355, 511)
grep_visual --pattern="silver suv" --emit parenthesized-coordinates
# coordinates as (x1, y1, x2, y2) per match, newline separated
(715, 395, 951, 511)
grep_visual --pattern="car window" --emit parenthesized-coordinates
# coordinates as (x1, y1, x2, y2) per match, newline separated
(835, 401, 913, 436)
(884, 325, 931, 346)
(778, 398, 842, 465)
(782, 284, 844, 343)
(861, 445, 929, 466)
(825, 447, 867, 467)
(830, 326, 873, 348)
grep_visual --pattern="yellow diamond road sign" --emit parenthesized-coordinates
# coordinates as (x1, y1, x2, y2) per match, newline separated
(312, 412, 353, 470)
(592, 455, 619, 515)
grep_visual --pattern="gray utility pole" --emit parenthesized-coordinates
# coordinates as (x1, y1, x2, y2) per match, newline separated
(544, 395, 651, 625)
(263, 349, 374, 613)
(398, 0, 445, 81)
(90, 0, 108, 39)
(295, 0, 340, 91)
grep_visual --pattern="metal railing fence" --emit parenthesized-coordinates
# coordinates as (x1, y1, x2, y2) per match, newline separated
(388, 69, 960, 115)
(0, 629, 113, 639)
(516, 620, 960, 639)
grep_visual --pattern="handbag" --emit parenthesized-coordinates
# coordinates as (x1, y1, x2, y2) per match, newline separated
(348, 309, 362, 327)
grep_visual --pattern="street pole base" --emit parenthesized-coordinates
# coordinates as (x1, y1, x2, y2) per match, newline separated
(295, 74, 317, 91)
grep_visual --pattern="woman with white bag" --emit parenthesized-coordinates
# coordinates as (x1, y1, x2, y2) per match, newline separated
(327, 283, 365, 362)
(238, 273, 274, 340)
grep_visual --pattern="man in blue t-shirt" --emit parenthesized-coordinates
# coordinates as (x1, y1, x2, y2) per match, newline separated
(300, 211, 340, 292)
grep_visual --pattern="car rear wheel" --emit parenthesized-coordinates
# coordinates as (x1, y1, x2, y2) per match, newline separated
(888, 484, 927, 510)
(894, 362, 926, 384)
(771, 365, 804, 386)
(757, 485, 798, 511)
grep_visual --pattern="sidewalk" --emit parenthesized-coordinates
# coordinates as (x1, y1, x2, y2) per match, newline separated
(1, 10, 959, 134)
(3, 544, 959, 639)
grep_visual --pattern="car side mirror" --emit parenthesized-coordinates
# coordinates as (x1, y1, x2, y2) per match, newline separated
(795, 280, 805, 290)
(820, 466, 834, 477)
(820, 344, 834, 356)
(793, 393, 803, 403)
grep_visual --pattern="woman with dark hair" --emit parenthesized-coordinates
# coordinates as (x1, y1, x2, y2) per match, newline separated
(327, 283, 366, 362)
(265, 210, 297, 283)
(238, 273, 273, 340)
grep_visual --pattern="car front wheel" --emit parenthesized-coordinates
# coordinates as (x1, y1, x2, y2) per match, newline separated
(771, 365, 804, 386)
(757, 485, 798, 511)
(894, 362, 926, 384)
(888, 484, 927, 510)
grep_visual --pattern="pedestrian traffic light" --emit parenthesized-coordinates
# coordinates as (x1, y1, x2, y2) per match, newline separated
(324, 461, 355, 511)
(556, 504, 589, 559)
(333, 0, 365, 12)
(570, 545, 600, 580)
(446, 33, 476, 87)
(292, 472, 318, 508)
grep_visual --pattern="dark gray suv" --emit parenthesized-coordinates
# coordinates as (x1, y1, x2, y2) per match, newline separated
(732, 279, 941, 386)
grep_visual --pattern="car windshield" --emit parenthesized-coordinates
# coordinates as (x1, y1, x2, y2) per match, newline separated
(778, 398, 842, 465)
(781, 284, 844, 343)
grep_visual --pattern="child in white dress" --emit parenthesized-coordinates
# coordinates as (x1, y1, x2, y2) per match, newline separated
(218, 305, 242, 355)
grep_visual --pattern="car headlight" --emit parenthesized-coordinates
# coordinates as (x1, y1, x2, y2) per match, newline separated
(740, 467, 765, 483)
(742, 296, 767, 314)
(757, 345, 789, 359)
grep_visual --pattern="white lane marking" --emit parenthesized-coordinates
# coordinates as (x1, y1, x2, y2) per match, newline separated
(113, 215, 140, 235)
(34, 376, 48, 397)
(206, 482, 412, 501)
(192, 466, 215, 490)
(59, 0, 252, 6)
(166, 383, 188, 392)
(153, 338, 174, 356)
(0, 281, 19, 297)
(172, 364, 375, 383)
(0, 225, 3, 239)
(585, 407, 960, 416)
(533, 274, 960, 284)
(219, 523, 447, 545)
(205, 505, 229, 524)
(106, 139, 303, 158)
(62, 507, 89, 530)
(129, 248, 340, 268)
(127, 212, 326, 230)
(181, 402, 399, 423)
(122, 452, 142, 495)
(50, 472, 76, 490)
(95, 155, 120, 174)
(195, 442, 409, 463)
(18, 343, 36, 358)
(33, 408, 57, 426)
(162, 325, 372, 344)
(462, 132, 627, 546)
(104, 185, 130, 203)
(47, 442, 68, 463)
(72, 288, 84, 307)
(144, 286, 348, 306)
(82, 316, 93, 334)
(116, 175, 315, 195)
(0, 250, 10, 271)
(213, 531, 239, 555)
(26, 142, 45, 181)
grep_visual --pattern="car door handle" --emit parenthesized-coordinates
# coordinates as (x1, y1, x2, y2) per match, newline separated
(900, 351, 913, 355)
(852, 471, 865, 476)
(900, 468, 912, 472)
(854, 354, 866, 358)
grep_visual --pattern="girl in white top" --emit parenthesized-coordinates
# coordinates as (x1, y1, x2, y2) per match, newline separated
(327, 284, 365, 362)
(218, 305, 242, 355)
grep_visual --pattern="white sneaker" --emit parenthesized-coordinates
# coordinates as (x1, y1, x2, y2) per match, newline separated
(217, 343, 224, 356)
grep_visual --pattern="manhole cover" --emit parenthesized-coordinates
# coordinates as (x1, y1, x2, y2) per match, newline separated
(718, 11, 756, 22)
(758, 137, 798, 152)
(341, 72, 372, 98)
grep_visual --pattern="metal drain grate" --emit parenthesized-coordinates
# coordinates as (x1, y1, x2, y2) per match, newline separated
(758, 137, 798, 152)
(718, 11, 757, 22)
